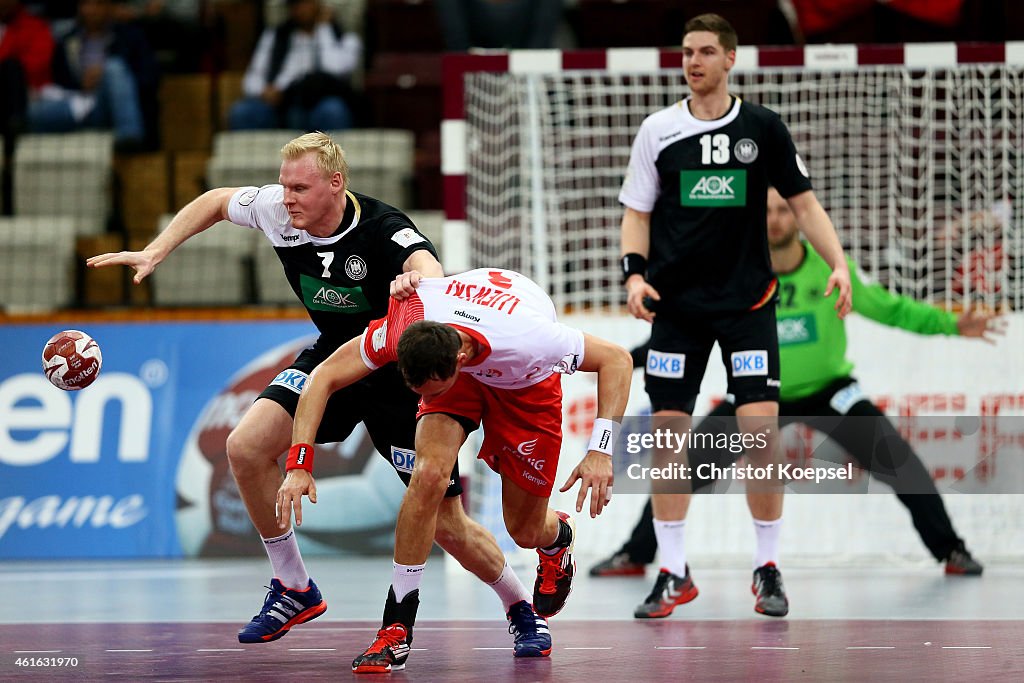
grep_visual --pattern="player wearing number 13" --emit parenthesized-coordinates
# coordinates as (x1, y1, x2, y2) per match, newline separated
(619, 14, 852, 618)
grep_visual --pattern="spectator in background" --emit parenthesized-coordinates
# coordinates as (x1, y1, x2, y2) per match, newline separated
(27, 0, 159, 152)
(437, 0, 564, 50)
(113, 0, 206, 73)
(228, 0, 360, 132)
(0, 0, 54, 212)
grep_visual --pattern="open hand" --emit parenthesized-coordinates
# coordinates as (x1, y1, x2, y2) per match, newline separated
(559, 451, 614, 518)
(276, 469, 318, 529)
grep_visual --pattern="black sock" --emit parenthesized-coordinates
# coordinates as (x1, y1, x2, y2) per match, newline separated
(382, 585, 419, 644)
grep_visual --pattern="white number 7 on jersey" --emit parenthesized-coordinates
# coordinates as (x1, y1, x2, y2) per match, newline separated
(316, 251, 334, 278)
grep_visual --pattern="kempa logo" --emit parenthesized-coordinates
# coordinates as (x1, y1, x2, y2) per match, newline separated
(299, 274, 370, 313)
(680, 170, 747, 207)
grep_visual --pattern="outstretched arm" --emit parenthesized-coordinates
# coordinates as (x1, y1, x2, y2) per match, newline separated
(787, 190, 852, 318)
(560, 334, 634, 517)
(277, 337, 374, 528)
(86, 187, 237, 284)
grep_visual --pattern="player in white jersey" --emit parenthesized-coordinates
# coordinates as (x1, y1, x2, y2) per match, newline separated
(278, 268, 634, 673)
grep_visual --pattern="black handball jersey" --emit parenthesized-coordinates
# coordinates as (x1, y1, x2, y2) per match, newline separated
(619, 96, 812, 313)
(228, 186, 438, 347)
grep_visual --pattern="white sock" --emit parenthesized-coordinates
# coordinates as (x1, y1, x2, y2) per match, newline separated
(487, 562, 532, 611)
(392, 562, 426, 602)
(261, 529, 310, 589)
(753, 517, 782, 569)
(653, 519, 688, 577)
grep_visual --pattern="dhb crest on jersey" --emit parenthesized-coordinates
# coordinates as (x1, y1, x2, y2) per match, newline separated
(345, 255, 367, 280)
(734, 138, 758, 163)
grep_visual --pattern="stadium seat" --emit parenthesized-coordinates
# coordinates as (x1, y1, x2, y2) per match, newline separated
(0, 216, 77, 312)
(13, 132, 114, 236)
(150, 214, 262, 306)
(330, 128, 415, 209)
(206, 130, 302, 188)
(363, 52, 443, 142)
(252, 236, 296, 306)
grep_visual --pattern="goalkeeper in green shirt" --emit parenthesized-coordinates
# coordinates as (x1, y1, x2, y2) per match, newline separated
(595, 188, 1001, 590)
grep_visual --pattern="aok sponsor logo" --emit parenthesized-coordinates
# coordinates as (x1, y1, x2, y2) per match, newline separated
(300, 274, 370, 313)
(679, 170, 747, 207)
(777, 314, 818, 345)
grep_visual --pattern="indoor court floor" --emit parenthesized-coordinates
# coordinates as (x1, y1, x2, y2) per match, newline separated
(3, 555, 1022, 681)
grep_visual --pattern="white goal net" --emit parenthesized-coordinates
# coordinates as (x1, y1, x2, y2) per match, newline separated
(462, 57, 1023, 313)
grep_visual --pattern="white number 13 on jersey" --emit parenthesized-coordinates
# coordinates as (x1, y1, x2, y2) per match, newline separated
(699, 134, 730, 164)
(317, 251, 334, 277)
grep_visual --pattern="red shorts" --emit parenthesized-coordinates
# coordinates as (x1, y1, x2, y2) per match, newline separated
(418, 373, 563, 497)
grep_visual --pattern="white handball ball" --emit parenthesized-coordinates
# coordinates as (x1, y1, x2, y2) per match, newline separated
(42, 329, 103, 391)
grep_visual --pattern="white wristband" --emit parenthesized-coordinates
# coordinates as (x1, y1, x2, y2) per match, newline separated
(588, 418, 617, 457)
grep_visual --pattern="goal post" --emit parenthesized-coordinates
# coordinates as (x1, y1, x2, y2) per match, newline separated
(442, 43, 1024, 313)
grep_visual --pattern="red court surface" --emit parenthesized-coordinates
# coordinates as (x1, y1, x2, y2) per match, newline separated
(3, 619, 1021, 681)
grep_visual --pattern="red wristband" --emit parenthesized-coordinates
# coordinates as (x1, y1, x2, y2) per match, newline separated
(286, 443, 314, 472)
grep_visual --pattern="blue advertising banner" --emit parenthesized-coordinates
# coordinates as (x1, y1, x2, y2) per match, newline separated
(0, 321, 317, 559)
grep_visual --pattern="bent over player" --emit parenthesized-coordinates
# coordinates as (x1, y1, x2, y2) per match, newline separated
(279, 268, 633, 672)
(87, 132, 534, 645)
(619, 13, 852, 619)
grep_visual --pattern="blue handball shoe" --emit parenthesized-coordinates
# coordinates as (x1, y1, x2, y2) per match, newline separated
(238, 578, 327, 643)
(506, 600, 552, 657)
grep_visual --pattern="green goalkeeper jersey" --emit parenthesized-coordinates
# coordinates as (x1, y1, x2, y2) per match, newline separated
(775, 242, 959, 401)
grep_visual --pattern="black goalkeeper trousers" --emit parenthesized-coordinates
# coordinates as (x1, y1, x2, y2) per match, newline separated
(619, 378, 964, 564)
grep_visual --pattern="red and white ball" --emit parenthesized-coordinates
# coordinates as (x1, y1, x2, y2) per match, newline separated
(42, 329, 103, 391)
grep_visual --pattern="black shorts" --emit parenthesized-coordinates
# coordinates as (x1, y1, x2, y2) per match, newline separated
(644, 305, 780, 414)
(258, 338, 463, 497)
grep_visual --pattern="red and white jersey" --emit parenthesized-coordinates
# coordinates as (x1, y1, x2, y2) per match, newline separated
(360, 269, 586, 390)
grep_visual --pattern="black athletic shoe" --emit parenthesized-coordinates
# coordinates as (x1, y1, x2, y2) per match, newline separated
(590, 551, 647, 577)
(534, 511, 576, 617)
(945, 546, 984, 576)
(752, 563, 789, 617)
(351, 624, 411, 673)
(352, 586, 419, 673)
(633, 567, 699, 619)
